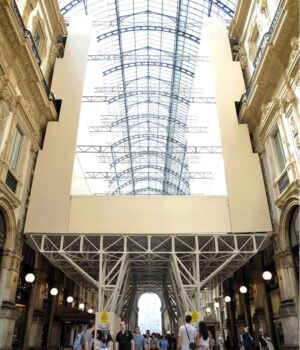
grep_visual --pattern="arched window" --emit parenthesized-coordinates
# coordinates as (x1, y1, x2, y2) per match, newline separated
(138, 293, 162, 334)
(289, 206, 299, 279)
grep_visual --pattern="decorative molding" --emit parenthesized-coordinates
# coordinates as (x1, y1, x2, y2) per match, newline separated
(22, 0, 38, 25)
(274, 249, 296, 270)
(1, 249, 23, 272)
(257, 0, 269, 17)
(0, 3, 57, 122)
(236, 46, 248, 69)
(239, 0, 299, 129)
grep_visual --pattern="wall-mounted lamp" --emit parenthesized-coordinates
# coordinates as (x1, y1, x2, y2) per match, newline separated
(66, 296, 74, 303)
(25, 273, 35, 283)
(239, 285, 247, 294)
(87, 308, 94, 313)
(50, 287, 59, 296)
(79, 303, 85, 310)
(262, 271, 272, 281)
(214, 302, 220, 309)
(205, 307, 211, 313)
(224, 296, 231, 302)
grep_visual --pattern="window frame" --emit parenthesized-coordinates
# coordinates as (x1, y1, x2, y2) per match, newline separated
(271, 127, 286, 176)
(9, 125, 23, 173)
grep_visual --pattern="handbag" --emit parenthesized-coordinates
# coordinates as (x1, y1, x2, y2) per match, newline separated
(185, 326, 197, 350)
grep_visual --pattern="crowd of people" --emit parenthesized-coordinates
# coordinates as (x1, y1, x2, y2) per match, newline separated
(73, 318, 275, 350)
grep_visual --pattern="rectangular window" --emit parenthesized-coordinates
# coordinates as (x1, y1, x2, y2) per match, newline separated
(9, 127, 23, 172)
(272, 129, 286, 173)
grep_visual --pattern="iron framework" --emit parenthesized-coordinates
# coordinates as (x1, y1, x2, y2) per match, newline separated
(58, 0, 236, 195)
(30, 233, 270, 317)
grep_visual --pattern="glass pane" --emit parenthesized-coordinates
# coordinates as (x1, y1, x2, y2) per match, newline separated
(9, 127, 23, 172)
(59, 0, 237, 195)
(273, 129, 285, 172)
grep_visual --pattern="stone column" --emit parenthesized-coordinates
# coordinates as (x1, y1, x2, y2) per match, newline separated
(225, 296, 236, 340)
(250, 269, 273, 340)
(234, 281, 245, 334)
(274, 250, 299, 349)
(23, 269, 47, 349)
(0, 250, 22, 350)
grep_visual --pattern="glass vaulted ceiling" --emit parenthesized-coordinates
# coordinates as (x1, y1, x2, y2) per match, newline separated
(59, 0, 237, 195)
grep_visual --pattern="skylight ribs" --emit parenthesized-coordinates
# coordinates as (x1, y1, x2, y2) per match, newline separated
(113, 0, 137, 194)
(162, 0, 197, 194)
(97, 0, 202, 195)
(58, 0, 237, 195)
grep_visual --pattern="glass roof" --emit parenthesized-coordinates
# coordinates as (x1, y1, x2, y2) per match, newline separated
(58, 0, 237, 195)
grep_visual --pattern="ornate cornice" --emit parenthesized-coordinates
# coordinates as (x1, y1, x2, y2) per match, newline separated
(239, 0, 299, 131)
(0, 2, 57, 124)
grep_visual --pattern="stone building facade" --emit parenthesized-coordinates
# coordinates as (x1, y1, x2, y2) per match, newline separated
(0, 0, 299, 349)
(223, 0, 299, 348)
(0, 1, 95, 349)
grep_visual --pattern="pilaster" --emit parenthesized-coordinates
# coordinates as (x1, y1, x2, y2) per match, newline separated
(0, 250, 22, 350)
(274, 250, 299, 349)
(250, 269, 273, 337)
(23, 269, 47, 349)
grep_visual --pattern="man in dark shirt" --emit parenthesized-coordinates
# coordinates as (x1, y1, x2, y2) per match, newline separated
(240, 327, 254, 350)
(116, 321, 135, 350)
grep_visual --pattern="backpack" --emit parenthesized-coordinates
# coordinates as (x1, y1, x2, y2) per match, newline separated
(73, 331, 84, 350)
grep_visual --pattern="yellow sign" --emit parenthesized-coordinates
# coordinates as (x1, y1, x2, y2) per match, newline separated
(100, 311, 109, 323)
(191, 311, 199, 323)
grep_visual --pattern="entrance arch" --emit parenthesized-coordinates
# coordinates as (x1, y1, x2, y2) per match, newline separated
(138, 293, 162, 334)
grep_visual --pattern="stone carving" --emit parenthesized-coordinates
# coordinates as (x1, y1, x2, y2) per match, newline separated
(238, 46, 248, 69)
(1, 251, 22, 272)
(289, 37, 299, 61)
(289, 116, 298, 136)
(257, 0, 269, 17)
(274, 250, 295, 270)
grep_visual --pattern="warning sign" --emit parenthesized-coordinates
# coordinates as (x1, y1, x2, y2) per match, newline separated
(100, 311, 109, 323)
(191, 311, 199, 323)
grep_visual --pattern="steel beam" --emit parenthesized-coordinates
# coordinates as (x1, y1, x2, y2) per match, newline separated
(102, 62, 194, 78)
(97, 25, 199, 43)
(82, 95, 215, 104)
(89, 125, 208, 133)
(88, 54, 210, 62)
(76, 145, 222, 154)
(85, 171, 213, 181)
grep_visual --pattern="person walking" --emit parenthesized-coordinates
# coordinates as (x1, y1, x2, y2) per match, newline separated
(159, 333, 169, 350)
(240, 327, 254, 350)
(218, 334, 224, 350)
(150, 333, 160, 350)
(177, 315, 197, 350)
(144, 330, 151, 350)
(134, 326, 145, 350)
(94, 331, 113, 350)
(197, 321, 210, 350)
(258, 328, 274, 350)
(83, 320, 95, 350)
(116, 321, 135, 350)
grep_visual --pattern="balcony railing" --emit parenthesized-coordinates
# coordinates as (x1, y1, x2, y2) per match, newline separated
(11, 0, 56, 105)
(237, 0, 284, 115)
(278, 170, 290, 194)
(253, 1, 283, 68)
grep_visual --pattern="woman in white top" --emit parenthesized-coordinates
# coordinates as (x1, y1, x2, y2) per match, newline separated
(94, 331, 114, 350)
(196, 321, 210, 350)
